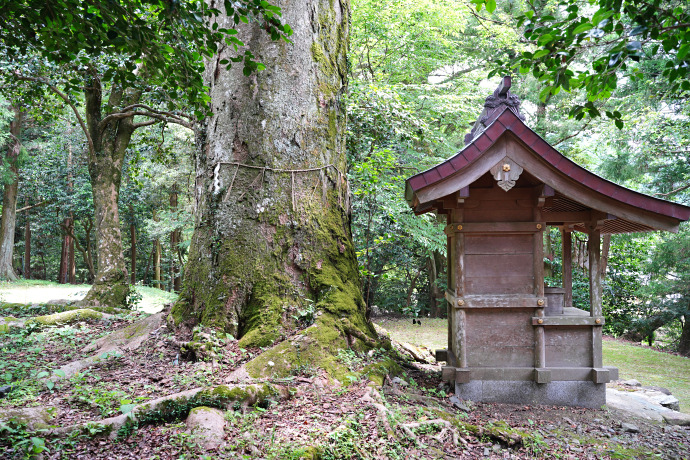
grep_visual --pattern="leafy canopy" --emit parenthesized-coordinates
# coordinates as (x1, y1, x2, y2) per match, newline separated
(0, 0, 292, 117)
(473, 0, 690, 126)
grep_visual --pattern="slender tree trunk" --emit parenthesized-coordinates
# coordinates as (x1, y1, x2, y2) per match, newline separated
(0, 106, 22, 281)
(130, 209, 136, 285)
(171, 0, 374, 377)
(170, 185, 182, 292)
(153, 209, 162, 290)
(154, 239, 162, 289)
(678, 315, 690, 357)
(427, 252, 445, 318)
(601, 234, 611, 277)
(23, 199, 30, 279)
(143, 243, 155, 286)
(69, 217, 76, 284)
(59, 217, 74, 283)
(59, 140, 76, 284)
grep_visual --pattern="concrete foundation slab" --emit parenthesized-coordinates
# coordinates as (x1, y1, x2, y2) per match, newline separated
(455, 380, 606, 408)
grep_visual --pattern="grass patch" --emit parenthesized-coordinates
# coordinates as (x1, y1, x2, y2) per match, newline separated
(603, 338, 690, 413)
(134, 286, 178, 312)
(373, 317, 447, 351)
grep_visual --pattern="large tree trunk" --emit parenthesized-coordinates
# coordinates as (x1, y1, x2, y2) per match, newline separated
(153, 210, 162, 290)
(81, 155, 130, 305)
(170, 0, 374, 377)
(0, 106, 22, 281)
(79, 80, 137, 307)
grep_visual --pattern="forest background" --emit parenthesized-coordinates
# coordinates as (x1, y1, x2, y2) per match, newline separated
(1, 0, 689, 355)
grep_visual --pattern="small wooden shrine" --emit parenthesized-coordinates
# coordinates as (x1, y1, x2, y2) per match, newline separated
(405, 77, 690, 408)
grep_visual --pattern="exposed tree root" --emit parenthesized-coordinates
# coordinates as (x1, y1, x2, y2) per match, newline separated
(361, 385, 527, 451)
(43, 383, 288, 439)
(83, 312, 163, 353)
(360, 386, 396, 438)
(47, 313, 164, 383)
(0, 308, 115, 330)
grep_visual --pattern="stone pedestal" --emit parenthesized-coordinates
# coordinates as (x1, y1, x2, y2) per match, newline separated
(455, 380, 606, 408)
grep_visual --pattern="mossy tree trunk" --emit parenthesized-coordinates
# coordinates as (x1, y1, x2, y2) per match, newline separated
(0, 106, 22, 281)
(171, 0, 376, 376)
(79, 78, 140, 307)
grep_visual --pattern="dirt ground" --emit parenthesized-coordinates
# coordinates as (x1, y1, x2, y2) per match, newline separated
(1, 310, 688, 459)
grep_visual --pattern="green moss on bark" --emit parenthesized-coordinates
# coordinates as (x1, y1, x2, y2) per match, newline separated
(80, 276, 131, 309)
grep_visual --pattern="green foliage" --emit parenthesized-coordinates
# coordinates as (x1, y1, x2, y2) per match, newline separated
(0, 420, 50, 458)
(475, 0, 690, 125)
(0, 0, 292, 117)
(347, 0, 525, 317)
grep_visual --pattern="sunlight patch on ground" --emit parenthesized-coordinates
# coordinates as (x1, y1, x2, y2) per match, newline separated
(0, 280, 178, 314)
(373, 316, 448, 351)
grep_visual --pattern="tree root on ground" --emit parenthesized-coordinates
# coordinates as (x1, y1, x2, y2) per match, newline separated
(0, 309, 115, 331)
(44, 383, 288, 439)
(361, 385, 526, 450)
(47, 312, 164, 383)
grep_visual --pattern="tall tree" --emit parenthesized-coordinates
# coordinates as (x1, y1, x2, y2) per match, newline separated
(0, 0, 289, 305)
(171, 0, 375, 375)
(0, 106, 22, 280)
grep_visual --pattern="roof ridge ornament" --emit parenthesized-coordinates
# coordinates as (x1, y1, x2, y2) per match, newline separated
(464, 76, 526, 145)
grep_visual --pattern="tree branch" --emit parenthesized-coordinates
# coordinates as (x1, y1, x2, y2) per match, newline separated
(655, 183, 690, 197)
(9, 72, 96, 156)
(98, 104, 193, 131)
(552, 120, 592, 147)
(16, 199, 53, 213)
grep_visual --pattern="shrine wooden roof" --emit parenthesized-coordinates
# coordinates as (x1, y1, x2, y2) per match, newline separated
(405, 77, 690, 233)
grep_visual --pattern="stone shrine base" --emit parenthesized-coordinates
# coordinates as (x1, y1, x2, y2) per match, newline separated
(455, 380, 606, 408)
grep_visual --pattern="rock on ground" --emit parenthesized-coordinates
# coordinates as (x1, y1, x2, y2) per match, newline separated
(662, 411, 690, 426)
(0, 406, 56, 430)
(186, 406, 226, 450)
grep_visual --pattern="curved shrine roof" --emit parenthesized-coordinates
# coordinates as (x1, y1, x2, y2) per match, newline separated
(405, 77, 690, 233)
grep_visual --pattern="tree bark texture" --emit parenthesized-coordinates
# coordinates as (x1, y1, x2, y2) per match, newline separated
(79, 79, 138, 306)
(171, 0, 374, 377)
(0, 106, 22, 281)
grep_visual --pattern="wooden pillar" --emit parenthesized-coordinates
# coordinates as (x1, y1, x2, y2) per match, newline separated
(588, 226, 603, 368)
(446, 214, 453, 358)
(457, 309, 467, 368)
(453, 208, 466, 368)
(562, 228, 573, 308)
(588, 227, 602, 317)
(534, 206, 545, 369)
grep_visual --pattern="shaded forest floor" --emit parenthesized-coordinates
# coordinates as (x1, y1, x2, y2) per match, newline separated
(0, 306, 688, 459)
